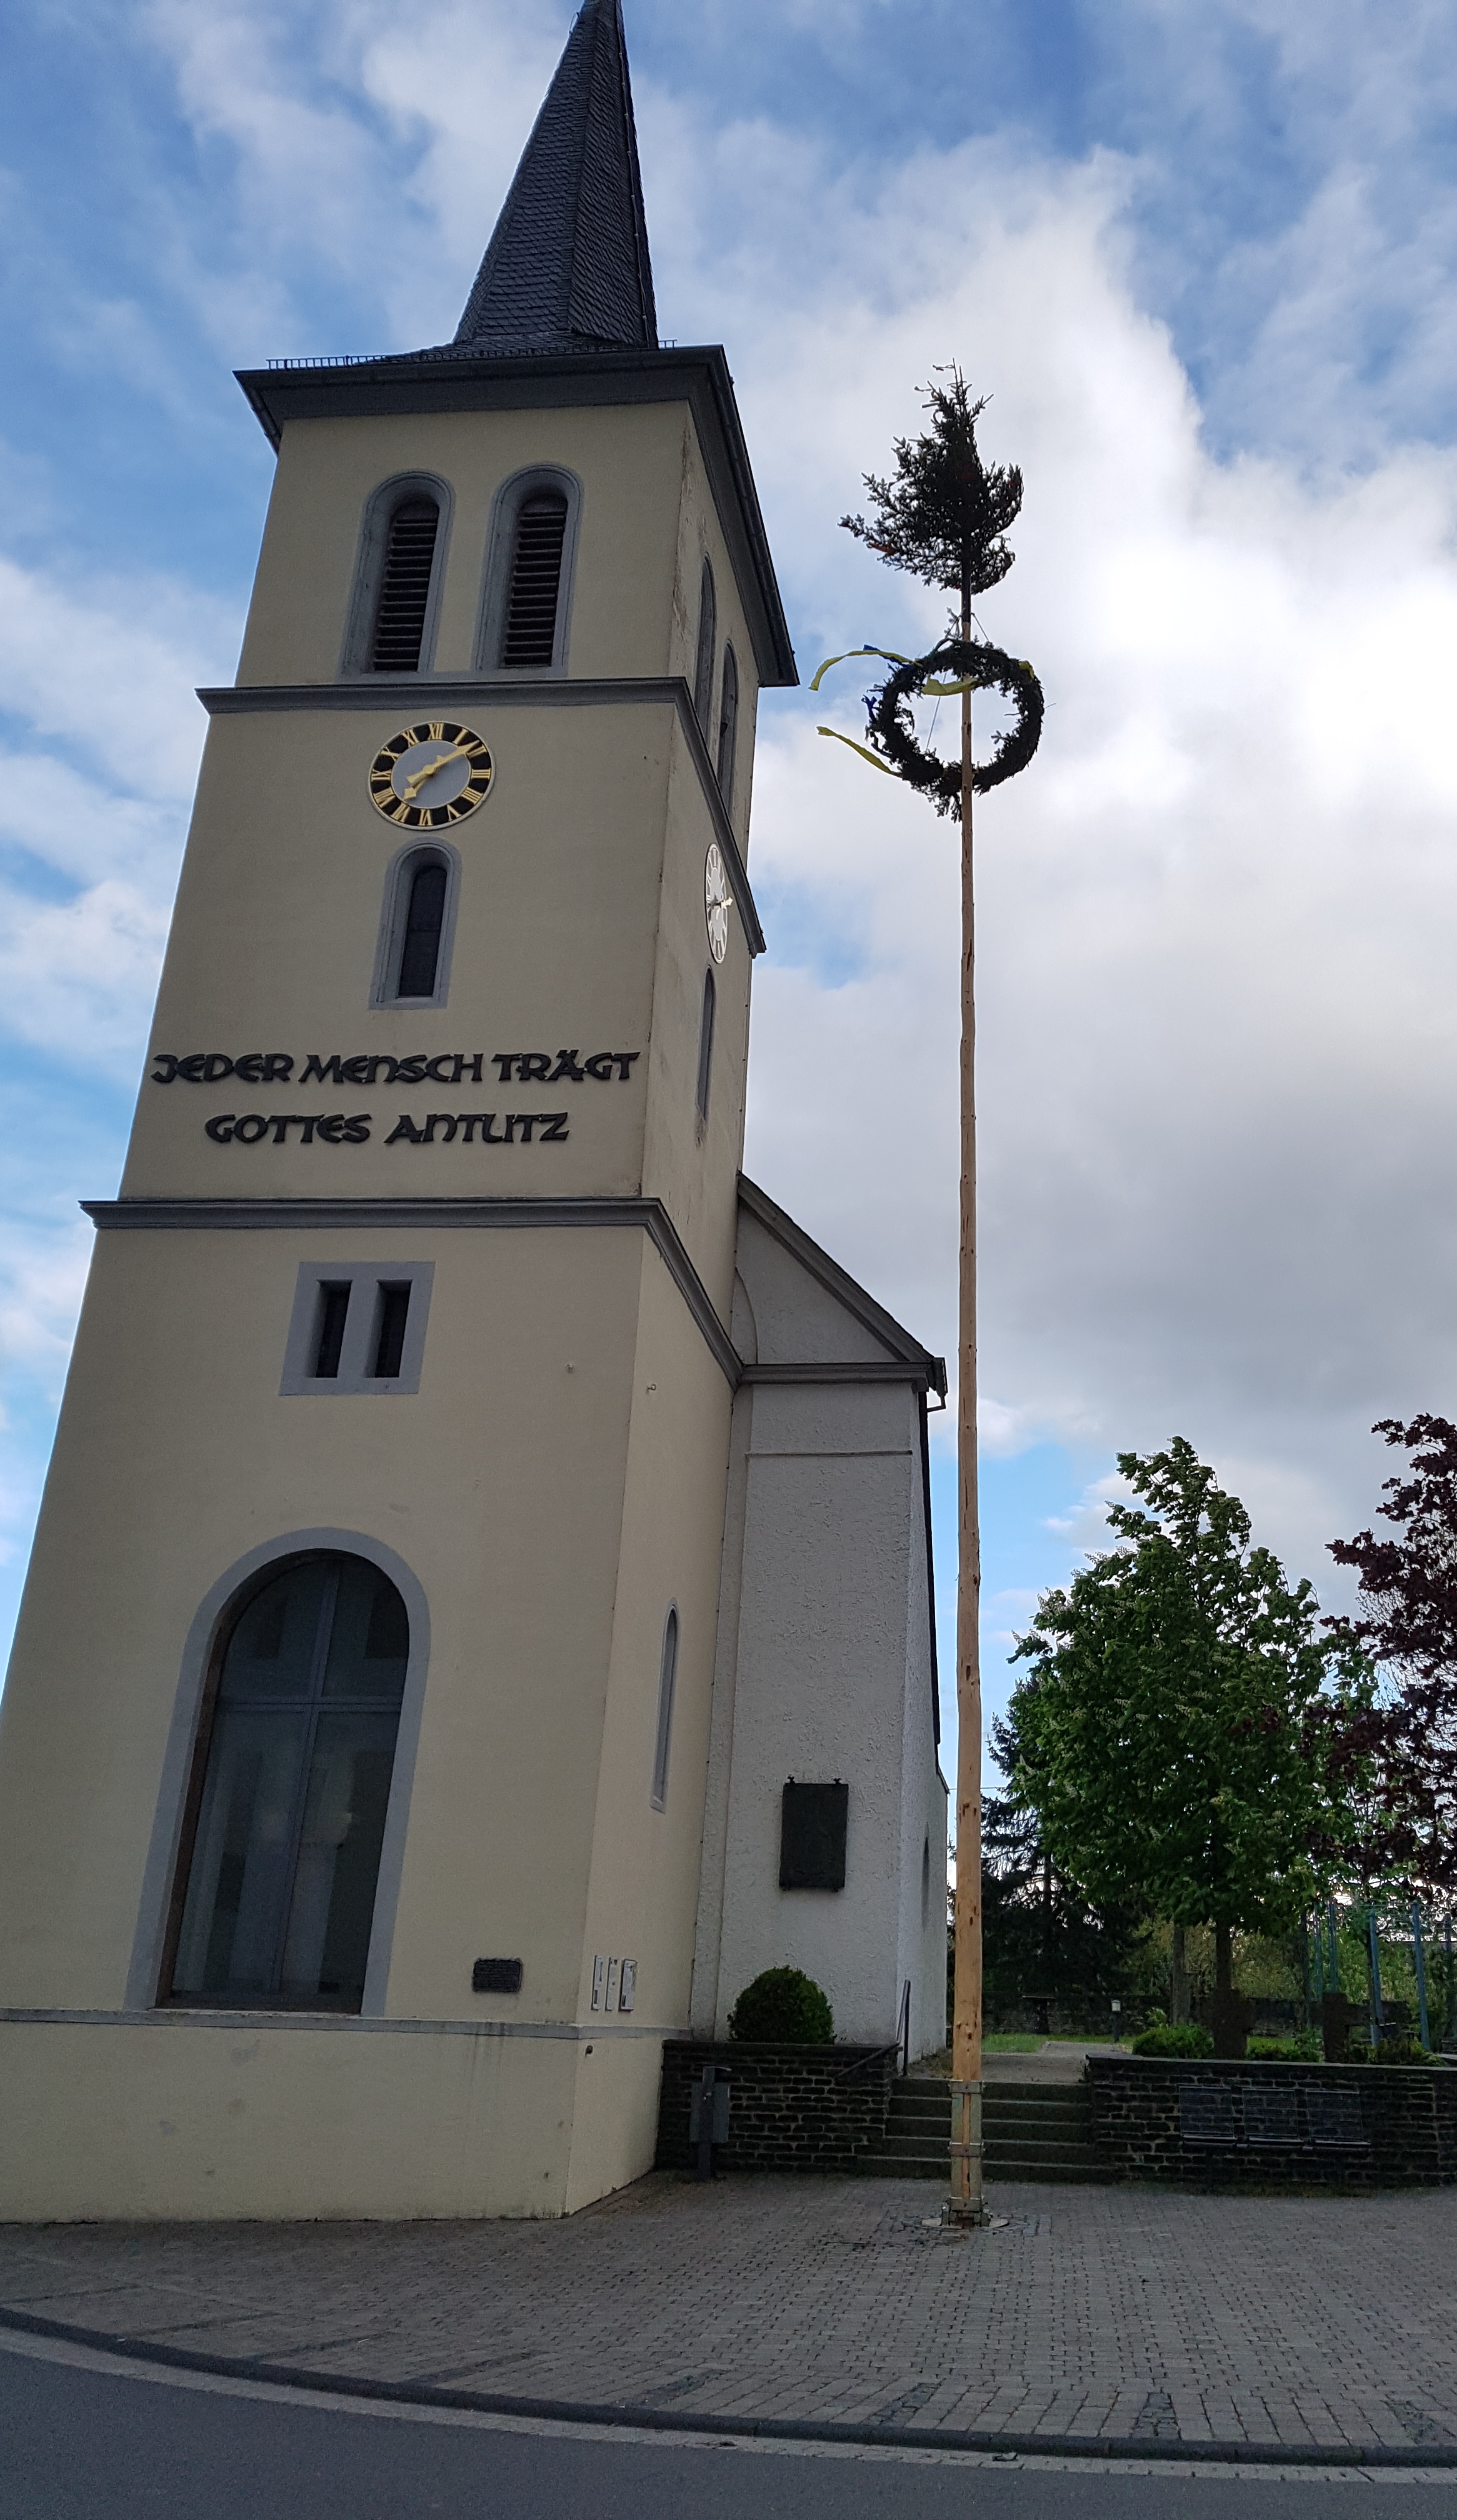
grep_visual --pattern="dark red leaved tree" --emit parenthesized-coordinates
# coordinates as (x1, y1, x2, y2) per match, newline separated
(1328, 1415, 1457, 1892)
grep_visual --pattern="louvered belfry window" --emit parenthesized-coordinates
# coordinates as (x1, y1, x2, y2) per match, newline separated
(502, 491, 569, 668)
(369, 496, 440, 671)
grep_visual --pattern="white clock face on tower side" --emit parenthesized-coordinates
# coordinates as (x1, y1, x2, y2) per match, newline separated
(369, 721, 494, 828)
(704, 843, 733, 965)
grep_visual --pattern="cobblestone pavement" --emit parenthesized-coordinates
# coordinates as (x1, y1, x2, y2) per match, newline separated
(3, 2176, 1456, 2458)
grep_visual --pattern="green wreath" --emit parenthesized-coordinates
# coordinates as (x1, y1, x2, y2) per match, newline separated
(870, 639, 1043, 814)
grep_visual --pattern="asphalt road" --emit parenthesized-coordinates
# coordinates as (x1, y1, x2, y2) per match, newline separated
(6, 2339, 1457, 2520)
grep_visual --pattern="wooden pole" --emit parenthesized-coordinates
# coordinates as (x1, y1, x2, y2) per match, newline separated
(948, 606, 987, 2225)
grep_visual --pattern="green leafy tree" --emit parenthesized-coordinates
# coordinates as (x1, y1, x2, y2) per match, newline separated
(981, 1704, 1148, 2026)
(1009, 1438, 1374, 2001)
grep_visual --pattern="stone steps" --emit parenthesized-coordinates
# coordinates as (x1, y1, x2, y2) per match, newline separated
(861, 2075, 1110, 2182)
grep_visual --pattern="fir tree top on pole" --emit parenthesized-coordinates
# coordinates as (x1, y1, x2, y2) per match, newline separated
(841, 368, 1023, 623)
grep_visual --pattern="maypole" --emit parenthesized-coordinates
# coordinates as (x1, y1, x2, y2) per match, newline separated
(817, 371, 1043, 2225)
(952, 549, 984, 2223)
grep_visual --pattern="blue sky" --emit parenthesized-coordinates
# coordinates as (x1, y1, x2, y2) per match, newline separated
(6, 0, 1457, 1785)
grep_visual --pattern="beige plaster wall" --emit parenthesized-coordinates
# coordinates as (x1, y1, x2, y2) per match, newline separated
(124, 701, 670, 1206)
(638, 713, 750, 1320)
(0, 1224, 659, 2017)
(579, 1243, 733, 2036)
(238, 404, 687, 688)
(666, 411, 760, 856)
(0, 2019, 651, 2221)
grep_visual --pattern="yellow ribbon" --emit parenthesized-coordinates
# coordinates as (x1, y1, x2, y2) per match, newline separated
(812, 644, 1013, 771)
(808, 646, 910, 691)
(812, 647, 984, 711)
(816, 726, 901, 774)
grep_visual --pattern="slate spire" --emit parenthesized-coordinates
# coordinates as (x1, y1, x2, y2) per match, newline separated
(454, 0, 657, 355)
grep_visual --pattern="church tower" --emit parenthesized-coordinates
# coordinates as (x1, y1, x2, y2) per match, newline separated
(0, 0, 801, 2219)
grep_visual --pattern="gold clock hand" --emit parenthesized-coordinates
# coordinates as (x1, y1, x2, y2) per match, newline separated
(401, 745, 469, 801)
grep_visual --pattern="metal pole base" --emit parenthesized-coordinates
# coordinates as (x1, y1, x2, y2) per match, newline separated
(940, 2197, 994, 2231)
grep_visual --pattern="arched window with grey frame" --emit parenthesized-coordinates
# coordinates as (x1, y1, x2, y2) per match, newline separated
(716, 642, 739, 811)
(160, 1553, 410, 2012)
(478, 468, 581, 673)
(651, 1607, 679, 1811)
(371, 842, 460, 1009)
(345, 474, 452, 676)
(696, 966, 716, 1129)
(693, 558, 717, 733)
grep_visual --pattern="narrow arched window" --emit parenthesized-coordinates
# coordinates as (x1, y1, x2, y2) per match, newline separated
(163, 1554, 409, 2012)
(397, 858, 447, 999)
(693, 558, 717, 733)
(372, 845, 458, 1009)
(696, 967, 716, 1128)
(502, 491, 569, 668)
(369, 496, 441, 671)
(651, 1607, 679, 1811)
(717, 643, 739, 812)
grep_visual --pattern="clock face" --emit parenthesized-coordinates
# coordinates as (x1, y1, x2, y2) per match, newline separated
(369, 722, 494, 828)
(704, 842, 734, 964)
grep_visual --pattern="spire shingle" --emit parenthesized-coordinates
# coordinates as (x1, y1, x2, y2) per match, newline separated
(454, 0, 657, 355)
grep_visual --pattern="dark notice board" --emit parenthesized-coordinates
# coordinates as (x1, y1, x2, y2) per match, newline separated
(779, 1781, 848, 1891)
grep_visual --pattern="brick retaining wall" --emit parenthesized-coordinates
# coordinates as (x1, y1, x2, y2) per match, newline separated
(656, 2041, 894, 2174)
(1088, 2054, 1457, 2190)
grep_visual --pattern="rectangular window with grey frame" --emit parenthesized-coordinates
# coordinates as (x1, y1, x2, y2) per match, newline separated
(281, 1262, 434, 1396)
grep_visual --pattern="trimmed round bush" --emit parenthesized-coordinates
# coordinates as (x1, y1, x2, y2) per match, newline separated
(728, 1967, 834, 2044)
(1130, 2021, 1213, 2058)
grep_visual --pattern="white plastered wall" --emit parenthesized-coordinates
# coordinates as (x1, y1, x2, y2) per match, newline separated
(691, 1200, 948, 2054)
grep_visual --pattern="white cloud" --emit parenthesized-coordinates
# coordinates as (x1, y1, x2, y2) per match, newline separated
(0, 554, 234, 800)
(0, 1218, 91, 1407)
(0, 548, 237, 1074)
(1044, 1472, 1137, 1559)
(0, 881, 171, 1068)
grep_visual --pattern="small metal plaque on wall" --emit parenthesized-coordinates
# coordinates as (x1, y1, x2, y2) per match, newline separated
(472, 1957, 523, 1994)
(779, 1781, 848, 1890)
